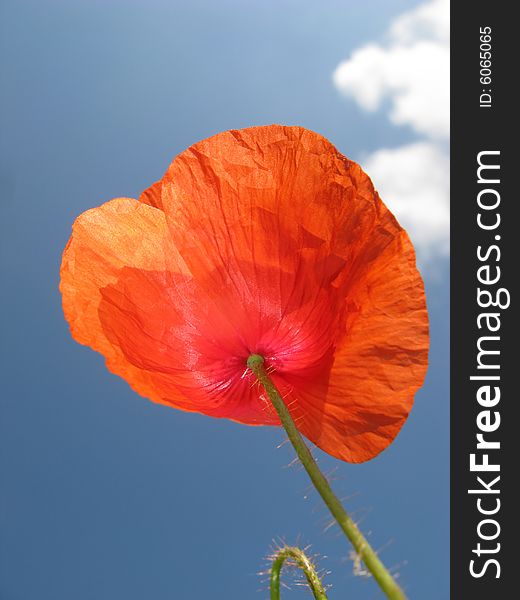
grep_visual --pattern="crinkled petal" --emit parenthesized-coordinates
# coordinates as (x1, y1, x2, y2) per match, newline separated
(61, 125, 429, 463)
(293, 228, 428, 462)
(60, 197, 199, 412)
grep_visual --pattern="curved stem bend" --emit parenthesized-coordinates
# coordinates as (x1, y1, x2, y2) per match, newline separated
(247, 354, 406, 600)
(270, 546, 328, 600)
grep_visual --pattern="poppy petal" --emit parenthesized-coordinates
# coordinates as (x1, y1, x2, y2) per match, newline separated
(293, 228, 428, 463)
(60, 197, 195, 410)
(61, 125, 429, 463)
(139, 180, 164, 210)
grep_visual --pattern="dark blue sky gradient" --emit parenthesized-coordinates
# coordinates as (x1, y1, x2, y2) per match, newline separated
(0, 1, 448, 599)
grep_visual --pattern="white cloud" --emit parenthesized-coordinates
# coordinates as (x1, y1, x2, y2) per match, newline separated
(332, 0, 450, 263)
(333, 0, 449, 141)
(334, 40, 449, 140)
(389, 0, 449, 44)
(364, 142, 449, 259)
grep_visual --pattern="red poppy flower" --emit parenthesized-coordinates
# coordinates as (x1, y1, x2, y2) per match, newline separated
(60, 125, 428, 463)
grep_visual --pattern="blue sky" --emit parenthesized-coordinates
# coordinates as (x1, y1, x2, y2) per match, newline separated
(0, 1, 448, 599)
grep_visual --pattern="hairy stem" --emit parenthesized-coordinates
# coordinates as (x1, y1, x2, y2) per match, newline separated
(270, 546, 328, 600)
(247, 354, 406, 600)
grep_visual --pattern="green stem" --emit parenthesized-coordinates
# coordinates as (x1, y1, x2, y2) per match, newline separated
(270, 546, 328, 600)
(247, 354, 406, 600)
